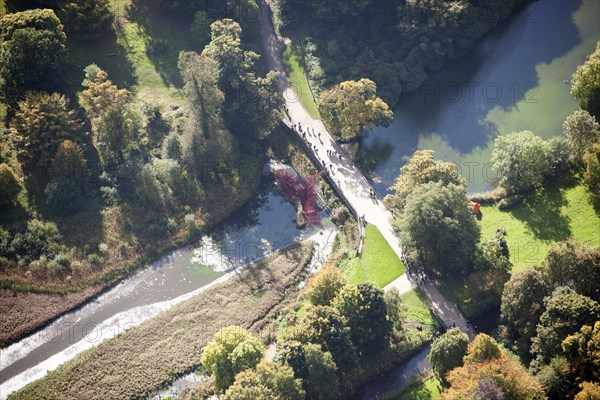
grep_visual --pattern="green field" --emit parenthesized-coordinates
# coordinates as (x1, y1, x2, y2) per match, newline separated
(282, 41, 320, 119)
(340, 224, 405, 287)
(381, 376, 442, 400)
(480, 176, 600, 272)
(400, 289, 436, 327)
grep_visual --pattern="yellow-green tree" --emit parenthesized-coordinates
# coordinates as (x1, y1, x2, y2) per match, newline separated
(0, 163, 23, 207)
(319, 78, 393, 141)
(223, 360, 305, 400)
(385, 150, 465, 212)
(574, 382, 600, 400)
(562, 321, 600, 384)
(305, 265, 346, 306)
(201, 326, 265, 391)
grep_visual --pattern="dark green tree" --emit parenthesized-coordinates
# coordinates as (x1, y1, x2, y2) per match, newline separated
(499, 268, 549, 360)
(428, 328, 470, 385)
(400, 181, 480, 275)
(0, 163, 23, 207)
(531, 287, 600, 369)
(0, 9, 66, 103)
(332, 282, 391, 355)
(303, 343, 340, 400)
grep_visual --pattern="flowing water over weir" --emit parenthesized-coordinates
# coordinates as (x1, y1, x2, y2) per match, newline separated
(0, 171, 336, 399)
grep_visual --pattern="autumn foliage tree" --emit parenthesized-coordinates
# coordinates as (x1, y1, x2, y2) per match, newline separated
(319, 78, 393, 141)
(223, 360, 305, 400)
(305, 265, 346, 306)
(79, 65, 137, 168)
(442, 334, 546, 400)
(11, 92, 79, 174)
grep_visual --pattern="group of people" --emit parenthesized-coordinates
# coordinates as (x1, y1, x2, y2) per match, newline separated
(400, 253, 428, 285)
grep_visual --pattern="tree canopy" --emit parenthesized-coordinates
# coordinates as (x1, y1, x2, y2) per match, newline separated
(399, 181, 480, 275)
(563, 109, 600, 161)
(572, 41, 600, 119)
(201, 326, 266, 391)
(319, 78, 393, 141)
(0, 9, 66, 103)
(223, 360, 305, 400)
(491, 131, 552, 193)
(428, 328, 470, 384)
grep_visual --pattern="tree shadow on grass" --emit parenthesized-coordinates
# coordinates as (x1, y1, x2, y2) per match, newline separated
(125, 0, 194, 89)
(508, 176, 577, 242)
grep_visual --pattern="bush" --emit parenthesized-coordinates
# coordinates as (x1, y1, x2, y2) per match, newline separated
(497, 194, 523, 210)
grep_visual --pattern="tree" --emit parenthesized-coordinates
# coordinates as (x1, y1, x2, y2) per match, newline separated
(428, 328, 470, 384)
(442, 351, 546, 400)
(56, 0, 112, 40)
(289, 305, 357, 372)
(319, 78, 393, 141)
(278, 340, 309, 380)
(562, 321, 600, 384)
(399, 181, 480, 275)
(531, 287, 600, 368)
(11, 92, 79, 173)
(575, 382, 600, 400)
(190, 11, 211, 50)
(563, 110, 600, 161)
(201, 326, 265, 391)
(305, 265, 346, 306)
(539, 240, 600, 302)
(572, 41, 600, 119)
(202, 19, 282, 139)
(499, 269, 550, 360)
(49, 140, 88, 187)
(223, 360, 305, 400)
(303, 343, 340, 400)
(385, 150, 465, 212)
(332, 282, 391, 355)
(0, 9, 66, 103)
(491, 131, 551, 193)
(463, 334, 502, 365)
(584, 142, 600, 201)
(0, 163, 23, 207)
(537, 356, 577, 400)
(79, 65, 137, 168)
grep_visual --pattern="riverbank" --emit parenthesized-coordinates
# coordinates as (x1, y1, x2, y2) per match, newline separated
(5, 241, 315, 400)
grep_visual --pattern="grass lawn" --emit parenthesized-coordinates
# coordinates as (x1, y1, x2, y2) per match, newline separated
(400, 289, 437, 327)
(382, 376, 442, 400)
(339, 225, 405, 288)
(480, 175, 600, 272)
(361, 224, 406, 287)
(282, 41, 320, 119)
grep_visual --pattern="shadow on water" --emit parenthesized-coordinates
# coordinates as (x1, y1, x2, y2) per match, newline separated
(358, 0, 584, 195)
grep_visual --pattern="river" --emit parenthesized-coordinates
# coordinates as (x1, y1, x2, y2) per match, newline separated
(358, 0, 600, 195)
(0, 169, 336, 399)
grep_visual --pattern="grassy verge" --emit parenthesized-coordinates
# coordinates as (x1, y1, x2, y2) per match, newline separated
(9, 242, 314, 400)
(480, 175, 600, 272)
(339, 224, 405, 288)
(380, 375, 442, 400)
(362, 224, 406, 286)
(282, 41, 320, 119)
(400, 289, 437, 327)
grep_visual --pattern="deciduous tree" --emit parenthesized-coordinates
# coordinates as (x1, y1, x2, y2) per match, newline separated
(0, 163, 22, 207)
(572, 41, 600, 119)
(385, 150, 465, 212)
(563, 110, 600, 161)
(400, 181, 480, 275)
(201, 326, 265, 391)
(11, 92, 79, 173)
(305, 265, 346, 306)
(491, 131, 551, 193)
(0, 9, 66, 103)
(319, 78, 393, 141)
(428, 328, 470, 384)
(500, 269, 549, 360)
(223, 360, 305, 400)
